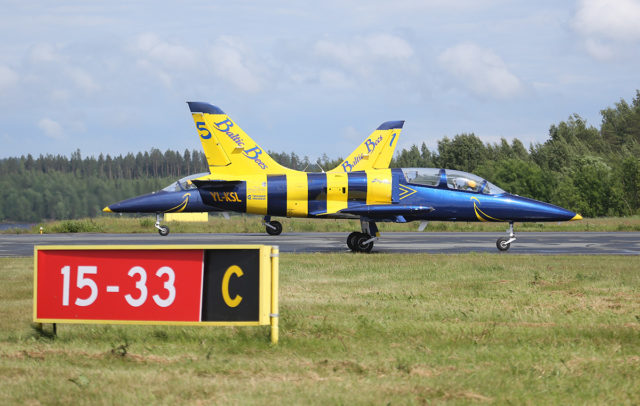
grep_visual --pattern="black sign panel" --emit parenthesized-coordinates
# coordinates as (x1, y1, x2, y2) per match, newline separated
(201, 249, 260, 322)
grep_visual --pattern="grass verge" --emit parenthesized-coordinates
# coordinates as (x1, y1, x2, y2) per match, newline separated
(3, 214, 640, 234)
(1, 254, 639, 404)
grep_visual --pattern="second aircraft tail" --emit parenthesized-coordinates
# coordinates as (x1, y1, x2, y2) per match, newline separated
(329, 120, 404, 172)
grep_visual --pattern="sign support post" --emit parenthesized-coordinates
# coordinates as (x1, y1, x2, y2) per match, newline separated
(270, 246, 279, 344)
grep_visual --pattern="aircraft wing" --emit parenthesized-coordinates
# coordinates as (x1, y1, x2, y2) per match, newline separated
(333, 204, 434, 223)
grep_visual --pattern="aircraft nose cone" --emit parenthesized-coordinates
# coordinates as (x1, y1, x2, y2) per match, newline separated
(105, 191, 191, 213)
(505, 194, 580, 222)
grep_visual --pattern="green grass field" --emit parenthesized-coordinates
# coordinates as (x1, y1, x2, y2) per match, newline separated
(1, 254, 639, 404)
(3, 214, 640, 234)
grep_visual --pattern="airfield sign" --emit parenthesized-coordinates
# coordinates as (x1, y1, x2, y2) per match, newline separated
(33, 245, 279, 342)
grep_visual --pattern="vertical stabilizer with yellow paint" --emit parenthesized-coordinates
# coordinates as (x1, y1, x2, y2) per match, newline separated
(187, 102, 294, 175)
(329, 121, 404, 173)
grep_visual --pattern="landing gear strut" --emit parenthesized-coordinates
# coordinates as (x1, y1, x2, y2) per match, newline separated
(347, 219, 378, 253)
(155, 213, 169, 236)
(496, 221, 516, 251)
(263, 216, 282, 236)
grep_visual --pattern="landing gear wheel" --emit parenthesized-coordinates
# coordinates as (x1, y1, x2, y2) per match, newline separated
(496, 237, 510, 251)
(347, 232, 361, 250)
(355, 234, 374, 253)
(266, 221, 283, 236)
(158, 226, 170, 236)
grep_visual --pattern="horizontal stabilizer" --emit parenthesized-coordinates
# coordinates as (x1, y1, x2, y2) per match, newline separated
(376, 120, 405, 130)
(339, 204, 434, 217)
(187, 102, 226, 115)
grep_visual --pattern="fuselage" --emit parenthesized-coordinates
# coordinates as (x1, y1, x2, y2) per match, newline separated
(105, 168, 580, 223)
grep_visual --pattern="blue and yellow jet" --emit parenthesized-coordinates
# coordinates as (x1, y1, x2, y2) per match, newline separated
(104, 102, 582, 252)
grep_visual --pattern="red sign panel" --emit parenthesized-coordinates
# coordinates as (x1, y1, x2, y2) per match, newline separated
(35, 249, 204, 322)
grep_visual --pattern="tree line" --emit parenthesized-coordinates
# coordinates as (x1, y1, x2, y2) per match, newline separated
(1, 91, 639, 221)
(391, 91, 640, 217)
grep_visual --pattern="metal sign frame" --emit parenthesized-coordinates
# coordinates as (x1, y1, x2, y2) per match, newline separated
(33, 244, 279, 343)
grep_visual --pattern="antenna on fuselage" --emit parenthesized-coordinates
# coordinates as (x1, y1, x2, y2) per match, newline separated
(316, 160, 325, 173)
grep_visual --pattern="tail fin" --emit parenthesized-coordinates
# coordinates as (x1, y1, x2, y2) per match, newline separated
(329, 121, 404, 173)
(187, 102, 293, 175)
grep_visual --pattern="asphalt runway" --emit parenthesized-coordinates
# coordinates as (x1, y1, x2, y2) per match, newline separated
(1, 232, 639, 257)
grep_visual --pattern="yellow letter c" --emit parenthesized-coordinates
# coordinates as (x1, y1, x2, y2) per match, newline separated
(222, 265, 243, 308)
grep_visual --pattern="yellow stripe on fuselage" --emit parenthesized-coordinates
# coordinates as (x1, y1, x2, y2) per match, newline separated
(366, 169, 392, 204)
(286, 172, 308, 217)
(326, 172, 349, 214)
(246, 175, 268, 215)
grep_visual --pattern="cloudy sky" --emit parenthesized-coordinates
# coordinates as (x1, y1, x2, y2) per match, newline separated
(1, 0, 639, 160)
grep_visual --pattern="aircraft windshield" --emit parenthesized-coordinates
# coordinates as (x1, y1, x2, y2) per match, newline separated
(162, 172, 209, 192)
(401, 168, 506, 195)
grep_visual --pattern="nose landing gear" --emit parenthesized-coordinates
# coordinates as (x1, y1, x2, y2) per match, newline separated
(496, 222, 516, 251)
(155, 213, 170, 236)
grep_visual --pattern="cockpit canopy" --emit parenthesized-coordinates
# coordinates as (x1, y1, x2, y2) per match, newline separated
(401, 168, 505, 195)
(161, 172, 209, 192)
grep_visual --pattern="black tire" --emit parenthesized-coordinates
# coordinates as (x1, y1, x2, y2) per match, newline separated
(158, 226, 170, 236)
(496, 237, 510, 251)
(266, 221, 283, 236)
(355, 234, 374, 253)
(347, 232, 360, 250)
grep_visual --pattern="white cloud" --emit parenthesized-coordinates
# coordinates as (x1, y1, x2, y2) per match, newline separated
(342, 125, 363, 142)
(28, 43, 61, 63)
(0, 65, 19, 91)
(132, 33, 198, 88)
(67, 66, 100, 93)
(314, 40, 355, 67)
(583, 38, 615, 60)
(438, 42, 522, 99)
(573, 0, 640, 59)
(135, 33, 197, 69)
(573, 0, 640, 41)
(317, 69, 354, 89)
(38, 118, 65, 140)
(314, 34, 414, 68)
(311, 34, 417, 88)
(208, 36, 264, 93)
(363, 34, 414, 59)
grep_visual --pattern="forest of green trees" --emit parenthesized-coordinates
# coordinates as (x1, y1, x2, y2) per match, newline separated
(1, 91, 639, 222)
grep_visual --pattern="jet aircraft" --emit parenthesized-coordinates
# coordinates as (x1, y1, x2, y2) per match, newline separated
(104, 102, 582, 252)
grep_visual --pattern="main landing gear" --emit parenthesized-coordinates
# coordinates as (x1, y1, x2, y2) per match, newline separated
(263, 216, 283, 236)
(496, 221, 516, 251)
(155, 213, 170, 236)
(347, 219, 378, 253)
